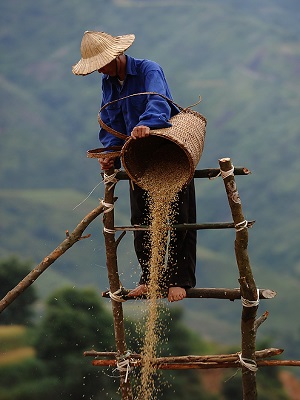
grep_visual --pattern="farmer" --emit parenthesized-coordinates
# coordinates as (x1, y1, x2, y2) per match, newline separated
(72, 31, 196, 302)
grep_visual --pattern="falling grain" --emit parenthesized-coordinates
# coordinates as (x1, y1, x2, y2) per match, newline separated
(136, 142, 188, 400)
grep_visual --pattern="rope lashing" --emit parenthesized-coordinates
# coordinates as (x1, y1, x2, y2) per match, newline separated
(221, 165, 235, 180)
(101, 200, 114, 214)
(241, 289, 260, 308)
(103, 227, 116, 234)
(115, 359, 131, 383)
(103, 169, 120, 190)
(101, 201, 116, 234)
(235, 220, 248, 232)
(238, 352, 258, 372)
(108, 288, 126, 303)
(209, 165, 235, 180)
(114, 351, 135, 383)
(101, 200, 116, 234)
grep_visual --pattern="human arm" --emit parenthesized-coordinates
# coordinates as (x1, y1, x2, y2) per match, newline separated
(134, 68, 178, 130)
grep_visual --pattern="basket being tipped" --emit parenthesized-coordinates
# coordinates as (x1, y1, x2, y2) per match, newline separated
(121, 105, 207, 191)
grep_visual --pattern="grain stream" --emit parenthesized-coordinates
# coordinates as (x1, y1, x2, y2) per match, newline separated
(136, 142, 188, 400)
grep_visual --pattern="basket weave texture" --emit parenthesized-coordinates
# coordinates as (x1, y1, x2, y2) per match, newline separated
(149, 107, 206, 169)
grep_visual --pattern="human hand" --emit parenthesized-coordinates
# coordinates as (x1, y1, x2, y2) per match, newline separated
(131, 125, 150, 140)
(98, 157, 115, 171)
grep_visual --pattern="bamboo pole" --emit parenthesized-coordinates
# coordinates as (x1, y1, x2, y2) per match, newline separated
(102, 168, 133, 400)
(219, 158, 258, 400)
(0, 201, 106, 313)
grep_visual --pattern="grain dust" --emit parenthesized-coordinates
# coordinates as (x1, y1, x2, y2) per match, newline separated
(136, 142, 188, 400)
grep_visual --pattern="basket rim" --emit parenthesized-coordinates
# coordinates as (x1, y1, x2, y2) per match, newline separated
(121, 133, 195, 189)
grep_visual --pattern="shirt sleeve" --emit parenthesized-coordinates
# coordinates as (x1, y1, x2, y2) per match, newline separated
(136, 69, 174, 129)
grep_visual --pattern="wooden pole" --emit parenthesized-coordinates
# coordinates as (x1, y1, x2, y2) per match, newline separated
(219, 158, 258, 400)
(113, 220, 255, 232)
(186, 287, 275, 300)
(115, 167, 251, 181)
(86, 348, 300, 371)
(84, 347, 283, 362)
(91, 359, 300, 370)
(0, 201, 106, 313)
(101, 287, 276, 301)
(102, 168, 133, 400)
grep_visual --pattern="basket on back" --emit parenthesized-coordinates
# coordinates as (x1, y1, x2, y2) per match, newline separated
(87, 92, 207, 191)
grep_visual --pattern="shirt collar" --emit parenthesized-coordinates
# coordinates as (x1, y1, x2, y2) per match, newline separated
(104, 54, 137, 81)
(125, 55, 137, 76)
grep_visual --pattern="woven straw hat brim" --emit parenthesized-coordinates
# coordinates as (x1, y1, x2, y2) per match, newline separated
(72, 31, 135, 76)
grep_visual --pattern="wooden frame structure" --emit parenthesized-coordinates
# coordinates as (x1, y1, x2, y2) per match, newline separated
(1, 158, 299, 399)
(83, 157, 299, 400)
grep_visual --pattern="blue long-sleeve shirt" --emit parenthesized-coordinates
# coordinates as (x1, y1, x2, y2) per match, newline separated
(98, 55, 178, 149)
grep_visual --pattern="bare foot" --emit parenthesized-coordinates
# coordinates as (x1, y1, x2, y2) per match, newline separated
(168, 287, 186, 302)
(127, 284, 148, 298)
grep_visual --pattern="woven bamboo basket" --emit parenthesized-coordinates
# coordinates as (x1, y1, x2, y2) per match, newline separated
(88, 92, 207, 190)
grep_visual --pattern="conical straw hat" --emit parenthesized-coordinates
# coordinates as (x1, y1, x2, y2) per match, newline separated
(72, 31, 135, 76)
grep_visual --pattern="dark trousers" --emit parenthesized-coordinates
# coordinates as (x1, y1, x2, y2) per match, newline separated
(130, 180, 197, 289)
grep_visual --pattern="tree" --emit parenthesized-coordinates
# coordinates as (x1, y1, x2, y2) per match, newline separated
(34, 286, 118, 400)
(0, 256, 37, 325)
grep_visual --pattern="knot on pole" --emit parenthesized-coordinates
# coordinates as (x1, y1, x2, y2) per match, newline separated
(108, 288, 127, 303)
(241, 289, 260, 308)
(210, 164, 235, 180)
(220, 165, 235, 180)
(103, 169, 120, 190)
(101, 200, 115, 214)
(115, 351, 136, 383)
(238, 352, 258, 372)
(235, 220, 248, 232)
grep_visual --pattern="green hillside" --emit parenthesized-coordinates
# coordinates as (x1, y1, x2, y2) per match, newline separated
(1, 0, 300, 361)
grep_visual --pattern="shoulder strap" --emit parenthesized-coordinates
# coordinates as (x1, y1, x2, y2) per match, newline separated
(98, 91, 185, 140)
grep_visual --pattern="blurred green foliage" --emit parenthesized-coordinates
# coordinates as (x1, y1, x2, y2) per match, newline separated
(0, 285, 224, 399)
(0, 257, 37, 325)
